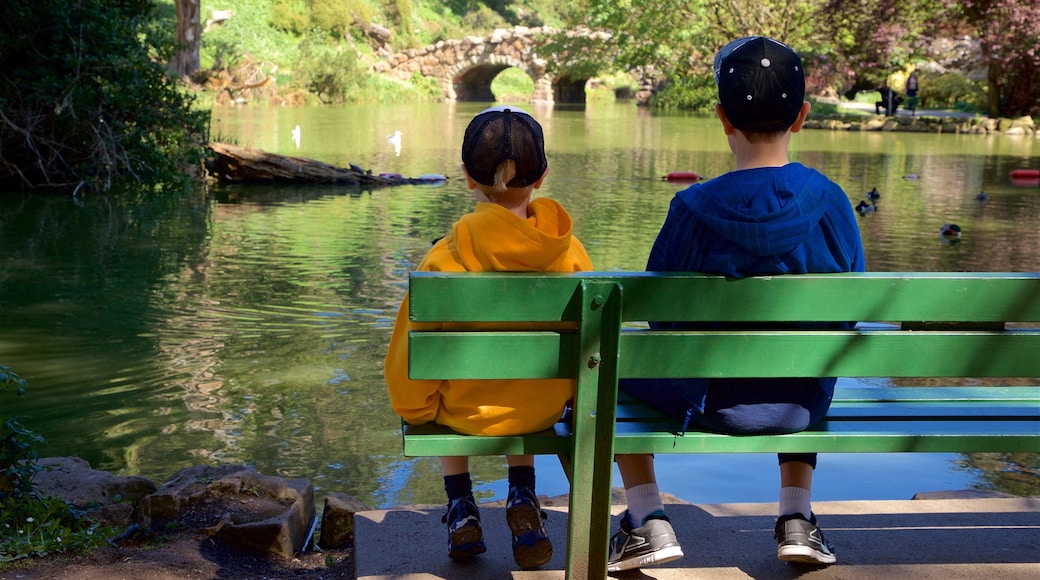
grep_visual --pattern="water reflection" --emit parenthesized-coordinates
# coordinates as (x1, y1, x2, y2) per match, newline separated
(1, 103, 1037, 508)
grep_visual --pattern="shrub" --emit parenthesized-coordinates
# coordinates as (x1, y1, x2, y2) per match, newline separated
(915, 72, 987, 113)
(650, 74, 717, 112)
(0, 0, 210, 194)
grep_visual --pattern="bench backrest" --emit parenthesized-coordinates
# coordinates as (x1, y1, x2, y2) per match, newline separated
(409, 272, 1040, 382)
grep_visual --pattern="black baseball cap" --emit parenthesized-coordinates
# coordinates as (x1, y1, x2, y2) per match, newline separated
(461, 106, 547, 187)
(714, 36, 805, 133)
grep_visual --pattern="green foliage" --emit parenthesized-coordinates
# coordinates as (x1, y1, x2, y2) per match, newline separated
(490, 68, 535, 101)
(294, 33, 370, 103)
(0, 494, 119, 563)
(0, 0, 209, 194)
(650, 75, 717, 112)
(917, 72, 987, 112)
(0, 366, 117, 563)
(1, 367, 43, 497)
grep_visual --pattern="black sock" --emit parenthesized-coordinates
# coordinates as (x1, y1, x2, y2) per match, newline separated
(507, 465, 536, 490)
(444, 472, 472, 501)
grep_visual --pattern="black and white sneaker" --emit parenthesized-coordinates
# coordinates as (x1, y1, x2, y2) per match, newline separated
(607, 510, 684, 572)
(775, 512, 837, 565)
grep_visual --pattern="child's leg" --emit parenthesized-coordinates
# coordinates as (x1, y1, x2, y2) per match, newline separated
(615, 454, 666, 524)
(778, 456, 813, 518)
(505, 455, 552, 569)
(775, 454, 836, 565)
(608, 454, 684, 572)
(439, 456, 485, 560)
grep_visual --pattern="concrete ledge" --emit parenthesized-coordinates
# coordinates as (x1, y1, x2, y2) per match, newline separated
(356, 495, 1040, 579)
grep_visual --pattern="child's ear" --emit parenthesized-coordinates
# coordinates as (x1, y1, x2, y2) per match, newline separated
(461, 163, 479, 190)
(531, 167, 549, 189)
(715, 104, 737, 135)
(789, 101, 812, 133)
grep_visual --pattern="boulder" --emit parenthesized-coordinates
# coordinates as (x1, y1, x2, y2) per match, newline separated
(318, 491, 370, 549)
(32, 457, 157, 527)
(135, 464, 315, 559)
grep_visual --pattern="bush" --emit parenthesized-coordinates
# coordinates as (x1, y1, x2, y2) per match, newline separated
(650, 74, 717, 112)
(0, 0, 210, 194)
(914, 72, 987, 113)
(294, 34, 371, 103)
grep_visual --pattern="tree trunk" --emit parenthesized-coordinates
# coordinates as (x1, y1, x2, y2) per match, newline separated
(169, 0, 201, 77)
(205, 143, 411, 186)
(987, 60, 1001, 118)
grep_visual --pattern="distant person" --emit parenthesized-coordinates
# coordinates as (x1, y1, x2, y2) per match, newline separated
(876, 80, 902, 116)
(608, 36, 866, 572)
(905, 70, 920, 115)
(384, 106, 593, 570)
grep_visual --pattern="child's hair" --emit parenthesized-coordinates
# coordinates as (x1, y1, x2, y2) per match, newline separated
(714, 36, 805, 134)
(462, 106, 547, 195)
(475, 159, 528, 205)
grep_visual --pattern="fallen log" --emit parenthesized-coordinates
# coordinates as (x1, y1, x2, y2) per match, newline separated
(205, 142, 442, 186)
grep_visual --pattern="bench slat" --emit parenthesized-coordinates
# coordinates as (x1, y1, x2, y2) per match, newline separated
(611, 423, 1040, 454)
(409, 331, 1040, 379)
(409, 272, 1040, 323)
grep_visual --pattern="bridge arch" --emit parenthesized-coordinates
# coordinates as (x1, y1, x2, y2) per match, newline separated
(375, 26, 604, 105)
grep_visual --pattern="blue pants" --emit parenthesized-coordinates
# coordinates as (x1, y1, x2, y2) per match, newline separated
(620, 377, 833, 468)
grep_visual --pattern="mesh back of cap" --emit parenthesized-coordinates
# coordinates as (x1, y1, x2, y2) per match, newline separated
(462, 108, 547, 187)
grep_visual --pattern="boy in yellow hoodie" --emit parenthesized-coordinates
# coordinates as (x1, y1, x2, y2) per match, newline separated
(384, 106, 593, 569)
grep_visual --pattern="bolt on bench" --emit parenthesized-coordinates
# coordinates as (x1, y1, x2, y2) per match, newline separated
(402, 271, 1040, 578)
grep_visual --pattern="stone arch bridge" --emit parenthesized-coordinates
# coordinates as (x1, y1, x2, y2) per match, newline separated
(372, 26, 645, 104)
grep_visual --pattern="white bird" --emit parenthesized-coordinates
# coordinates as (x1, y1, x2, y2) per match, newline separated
(291, 125, 301, 149)
(387, 130, 402, 157)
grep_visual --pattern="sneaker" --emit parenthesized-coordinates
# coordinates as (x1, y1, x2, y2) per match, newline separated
(441, 495, 486, 560)
(775, 513, 837, 565)
(505, 486, 553, 569)
(607, 510, 684, 572)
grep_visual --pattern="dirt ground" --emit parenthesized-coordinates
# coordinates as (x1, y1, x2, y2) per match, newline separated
(0, 531, 356, 580)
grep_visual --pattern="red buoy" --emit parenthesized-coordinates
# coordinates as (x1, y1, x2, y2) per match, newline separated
(665, 171, 701, 183)
(1009, 168, 1039, 179)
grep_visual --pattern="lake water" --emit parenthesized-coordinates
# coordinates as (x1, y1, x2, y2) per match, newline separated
(1, 102, 1038, 508)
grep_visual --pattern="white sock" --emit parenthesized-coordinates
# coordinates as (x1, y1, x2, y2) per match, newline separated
(626, 483, 665, 525)
(778, 486, 812, 518)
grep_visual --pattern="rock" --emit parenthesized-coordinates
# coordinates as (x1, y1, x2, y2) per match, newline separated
(32, 457, 157, 527)
(318, 492, 370, 549)
(136, 464, 315, 559)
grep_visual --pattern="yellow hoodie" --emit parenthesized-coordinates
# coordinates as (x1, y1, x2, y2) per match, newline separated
(385, 198, 593, 436)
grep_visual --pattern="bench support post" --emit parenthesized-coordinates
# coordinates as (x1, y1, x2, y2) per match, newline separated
(565, 281, 623, 578)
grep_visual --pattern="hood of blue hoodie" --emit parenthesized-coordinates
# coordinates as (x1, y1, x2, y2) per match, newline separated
(678, 163, 828, 256)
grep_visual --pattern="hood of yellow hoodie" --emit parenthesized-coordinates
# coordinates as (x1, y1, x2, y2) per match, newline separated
(440, 198, 578, 272)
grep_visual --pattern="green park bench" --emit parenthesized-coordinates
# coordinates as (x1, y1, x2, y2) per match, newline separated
(402, 271, 1040, 578)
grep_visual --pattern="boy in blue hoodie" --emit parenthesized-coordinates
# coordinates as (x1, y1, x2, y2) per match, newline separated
(608, 36, 866, 572)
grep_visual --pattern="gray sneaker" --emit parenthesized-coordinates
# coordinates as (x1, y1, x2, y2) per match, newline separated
(775, 512, 837, 565)
(607, 510, 684, 572)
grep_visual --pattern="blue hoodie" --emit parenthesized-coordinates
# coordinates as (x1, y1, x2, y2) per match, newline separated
(622, 162, 866, 432)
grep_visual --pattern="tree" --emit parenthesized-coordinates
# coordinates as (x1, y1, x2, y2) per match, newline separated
(169, 0, 201, 77)
(0, 0, 209, 194)
(937, 0, 1040, 117)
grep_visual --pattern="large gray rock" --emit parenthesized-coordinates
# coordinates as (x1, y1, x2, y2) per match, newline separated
(318, 491, 370, 549)
(32, 457, 157, 527)
(135, 464, 315, 558)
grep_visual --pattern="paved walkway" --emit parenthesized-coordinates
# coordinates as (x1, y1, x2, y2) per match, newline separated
(837, 101, 978, 119)
(355, 493, 1039, 579)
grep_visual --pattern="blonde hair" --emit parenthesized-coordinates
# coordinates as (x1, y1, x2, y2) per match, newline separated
(476, 159, 530, 204)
